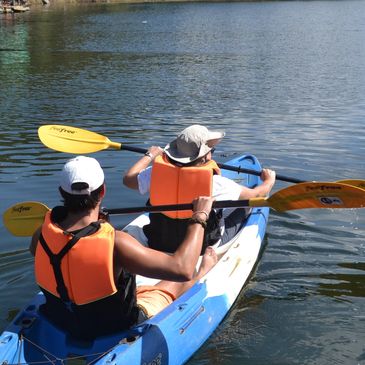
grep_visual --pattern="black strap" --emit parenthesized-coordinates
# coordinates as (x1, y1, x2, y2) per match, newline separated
(39, 222, 100, 303)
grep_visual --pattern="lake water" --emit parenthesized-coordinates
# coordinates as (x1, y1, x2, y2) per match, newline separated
(1, 1, 365, 363)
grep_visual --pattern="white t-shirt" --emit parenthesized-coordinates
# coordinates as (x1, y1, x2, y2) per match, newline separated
(137, 166, 242, 201)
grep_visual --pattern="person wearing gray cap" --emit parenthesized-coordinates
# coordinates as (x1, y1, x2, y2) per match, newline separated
(123, 124, 276, 253)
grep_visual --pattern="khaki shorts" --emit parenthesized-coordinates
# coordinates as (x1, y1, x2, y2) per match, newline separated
(136, 285, 175, 318)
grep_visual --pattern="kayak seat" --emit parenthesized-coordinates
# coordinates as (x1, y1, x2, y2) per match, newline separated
(38, 290, 140, 341)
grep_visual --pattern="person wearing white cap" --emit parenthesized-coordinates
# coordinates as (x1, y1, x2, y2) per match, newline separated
(123, 124, 276, 252)
(29, 156, 217, 340)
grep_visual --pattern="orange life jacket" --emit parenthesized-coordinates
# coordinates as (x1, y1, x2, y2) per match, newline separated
(35, 211, 116, 305)
(150, 154, 221, 219)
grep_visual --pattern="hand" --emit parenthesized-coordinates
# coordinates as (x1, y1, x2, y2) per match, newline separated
(261, 168, 276, 183)
(192, 196, 215, 221)
(146, 146, 163, 160)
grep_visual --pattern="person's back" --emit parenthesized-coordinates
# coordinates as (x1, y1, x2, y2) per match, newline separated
(143, 153, 222, 253)
(123, 124, 276, 252)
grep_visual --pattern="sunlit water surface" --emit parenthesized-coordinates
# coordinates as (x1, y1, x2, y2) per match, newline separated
(1, 1, 365, 364)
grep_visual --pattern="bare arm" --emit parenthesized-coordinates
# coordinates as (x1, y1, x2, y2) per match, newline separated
(123, 146, 163, 190)
(238, 168, 276, 200)
(115, 196, 214, 281)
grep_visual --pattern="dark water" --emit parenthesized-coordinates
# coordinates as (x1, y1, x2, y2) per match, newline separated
(1, 1, 365, 363)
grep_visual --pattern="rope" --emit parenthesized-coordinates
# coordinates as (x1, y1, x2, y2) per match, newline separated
(7, 334, 119, 365)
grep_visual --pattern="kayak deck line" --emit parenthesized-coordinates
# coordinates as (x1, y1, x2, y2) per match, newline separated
(179, 306, 205, 335)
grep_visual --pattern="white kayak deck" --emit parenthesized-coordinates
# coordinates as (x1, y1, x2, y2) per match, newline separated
(124, 210, 268, 298)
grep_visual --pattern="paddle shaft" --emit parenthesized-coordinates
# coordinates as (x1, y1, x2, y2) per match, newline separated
(218, 163, 305, 183)
(120, 144, 305, 184)
(104, 199, 254, 215)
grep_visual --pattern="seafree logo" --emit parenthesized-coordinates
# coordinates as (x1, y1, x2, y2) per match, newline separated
(50, 126, 76, 135)
(319, 196, 343, 206)
(306, 185, 342, 192)
(12, 205, 31, 213)
(143, 353, 163, 365)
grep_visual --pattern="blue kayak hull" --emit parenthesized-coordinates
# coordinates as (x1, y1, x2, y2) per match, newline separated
(0, 154, 269, 365)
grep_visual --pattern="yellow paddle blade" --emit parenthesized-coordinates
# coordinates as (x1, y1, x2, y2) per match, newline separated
(38, 125, 121, 154)
(3, 202, 49, 236)
(336, 179, 365, 190)
(253, 182, 365, 212)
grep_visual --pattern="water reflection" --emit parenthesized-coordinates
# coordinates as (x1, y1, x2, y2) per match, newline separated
(0, 19, 30, 66)
(317, 262, 365, 299)
(1, 2, 365, 364)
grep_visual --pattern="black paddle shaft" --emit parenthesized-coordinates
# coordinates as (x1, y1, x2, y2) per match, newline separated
(120, 144, 305, 184)
(120, 145, 147, 154)
(218, 164, 305, 183)
(104, 199, 252, 215)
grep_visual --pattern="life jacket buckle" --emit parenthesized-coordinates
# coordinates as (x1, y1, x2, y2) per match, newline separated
(63, 300, 74, 312)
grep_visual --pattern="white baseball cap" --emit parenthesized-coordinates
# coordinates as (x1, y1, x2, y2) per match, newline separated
(60, 156, 104, 195)
(164, 125, 225, 164)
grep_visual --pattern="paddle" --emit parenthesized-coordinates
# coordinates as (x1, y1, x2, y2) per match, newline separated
(38, 125, 305, 183)
(336, 180, 365, 190)
(4, 182, 365, 237)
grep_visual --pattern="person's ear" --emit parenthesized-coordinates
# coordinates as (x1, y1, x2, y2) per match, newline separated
(100, 183, 106, 198)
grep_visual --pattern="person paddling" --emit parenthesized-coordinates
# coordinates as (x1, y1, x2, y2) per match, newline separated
(30, 156, 217, 340)
(123, 124, 276, 253)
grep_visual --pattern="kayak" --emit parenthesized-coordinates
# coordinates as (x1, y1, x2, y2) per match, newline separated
(0, 153, 269, 365)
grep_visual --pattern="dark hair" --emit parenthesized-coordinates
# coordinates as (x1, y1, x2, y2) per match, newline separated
(59, 184, 104, 213)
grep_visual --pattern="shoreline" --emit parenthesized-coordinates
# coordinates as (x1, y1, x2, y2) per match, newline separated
(2, 0, 264, 10)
